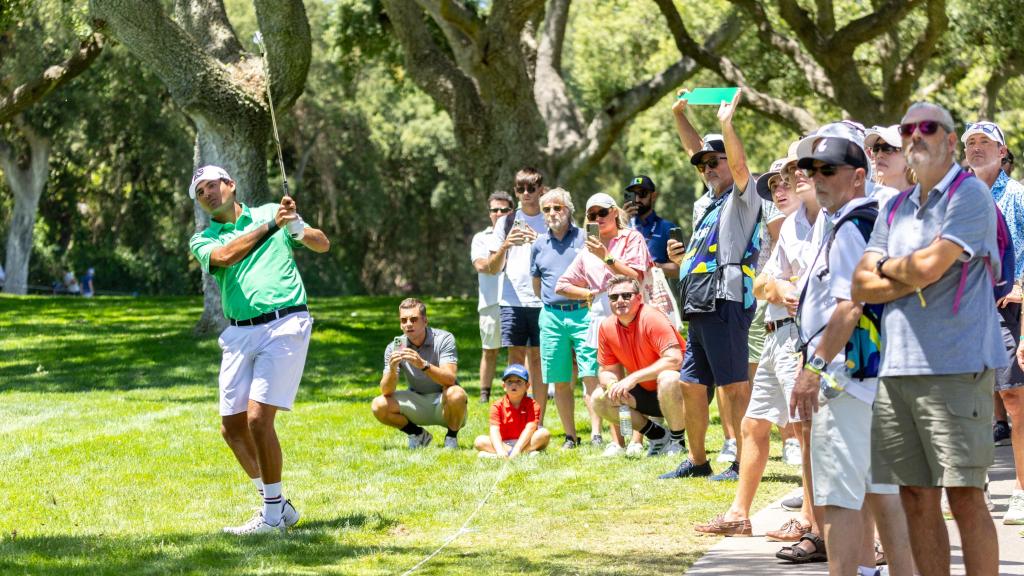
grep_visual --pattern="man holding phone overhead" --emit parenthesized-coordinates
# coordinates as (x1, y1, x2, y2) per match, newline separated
(664, 88, 762, 482)
(371, 298, 466, 450)
(623, 175, 680, 279)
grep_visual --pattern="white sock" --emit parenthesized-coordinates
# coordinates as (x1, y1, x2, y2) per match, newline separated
(262, 482, 283, 525)
(251, 477, 264, 497)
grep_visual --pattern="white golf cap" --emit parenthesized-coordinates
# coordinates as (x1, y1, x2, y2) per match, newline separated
(961, 121, 1005, 146)
(865, 125, 902, 150)
(796, 120, 867, 159)
(585, 192, 618, 211)
(188, 165, 233, 199)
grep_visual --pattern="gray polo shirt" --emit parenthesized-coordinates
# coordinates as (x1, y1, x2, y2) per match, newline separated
(865, 163, 1008, 376)
(717, 176, 762, 302)
(383, 327, 458, 395)
(530, 225, 585, 306)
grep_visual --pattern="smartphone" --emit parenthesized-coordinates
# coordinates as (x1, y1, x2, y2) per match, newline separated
(392, 336, 405, 351)
(668, 227, 684, 244)
(624, 190, 635, 205)
(586, 222, 600, 239)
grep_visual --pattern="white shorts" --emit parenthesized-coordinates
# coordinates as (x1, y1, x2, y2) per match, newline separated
(218, 312, 313, 416)
(745, 322, 802, 426)
(811, 390, 898, 510)
(479, 305, 501, 350)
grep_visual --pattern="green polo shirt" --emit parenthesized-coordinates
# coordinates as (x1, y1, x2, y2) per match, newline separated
(189, 202, 307, 321)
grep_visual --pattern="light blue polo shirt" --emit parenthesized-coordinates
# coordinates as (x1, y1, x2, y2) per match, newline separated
(865, 164, 1008, 376)
(530, 226, 585, 306)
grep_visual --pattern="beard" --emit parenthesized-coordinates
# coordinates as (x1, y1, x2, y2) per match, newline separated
(906, 138, 947, 172)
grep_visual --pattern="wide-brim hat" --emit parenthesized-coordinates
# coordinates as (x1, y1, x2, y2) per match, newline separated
(755, 158, 788, 201)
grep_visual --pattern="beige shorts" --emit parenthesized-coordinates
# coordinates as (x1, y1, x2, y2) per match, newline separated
(217, 312, 312, 416)
(811, 390, 898, 509)
(747, 300, 767, 364)
(479, 305, 502, 350)
(872, 371, 995, 489)
(745, 322, 801, 426)
(393, 389, 467, 428)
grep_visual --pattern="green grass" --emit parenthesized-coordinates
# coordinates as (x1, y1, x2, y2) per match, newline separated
(0, 295, 800, 575)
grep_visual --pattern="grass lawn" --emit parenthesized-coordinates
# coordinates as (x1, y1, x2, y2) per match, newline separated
(0, 295, 800, 575)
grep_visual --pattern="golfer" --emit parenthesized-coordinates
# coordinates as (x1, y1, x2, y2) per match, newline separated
(188, 165, 330, 535)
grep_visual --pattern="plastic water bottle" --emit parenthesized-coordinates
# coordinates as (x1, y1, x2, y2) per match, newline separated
(618, 405, 633, 438)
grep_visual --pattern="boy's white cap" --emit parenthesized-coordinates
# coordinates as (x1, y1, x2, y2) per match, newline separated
(188, 165, 232, 199)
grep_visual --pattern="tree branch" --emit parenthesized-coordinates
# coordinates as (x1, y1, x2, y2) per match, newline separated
(814, 0, 835, 34)
(0, 33, 104, 125)
(416, 0, 482, 48)
(776, 0, 826, 54)
(535, 0, 583, 157)
(253, 0, 311, 110)
(172, 0, 242, 63)
(833, 0, 923, 53)
(885, 0, 947, 120)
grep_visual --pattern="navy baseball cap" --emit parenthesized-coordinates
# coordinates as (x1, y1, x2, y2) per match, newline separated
(689, 134, 727, 166)
(626, 175, 656, 192)
(797, 136, 868, 171)
(501, 364, 529, 382)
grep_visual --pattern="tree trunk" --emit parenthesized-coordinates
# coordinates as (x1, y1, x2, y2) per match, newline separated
(0, 125, 50, 295)
(189, 115, 271, 336)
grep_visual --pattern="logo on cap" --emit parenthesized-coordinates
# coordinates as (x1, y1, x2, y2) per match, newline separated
(816, 140, 829, 153)
(633, 177, 643, 185)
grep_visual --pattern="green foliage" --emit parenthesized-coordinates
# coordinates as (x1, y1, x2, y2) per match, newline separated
(0, 295, 799, 574)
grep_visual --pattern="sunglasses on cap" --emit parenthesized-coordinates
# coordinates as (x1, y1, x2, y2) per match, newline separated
(871, 143, 899, 155)
(541, 205, 565, 214)
(489, 206, 513, 214)
(514, 184, 539, 194)
(699, 157, 725, 171)
(608, 292, 637, 302)
(586, 207, 612, 221)
(965, 121, 1006, 144)
(898, 121, 949, 137)
(804, 163, 842, 178)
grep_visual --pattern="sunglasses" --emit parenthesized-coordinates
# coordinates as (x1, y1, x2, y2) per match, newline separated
(699, 157, 724, 171)
(514, 185, 539, 194)
(628, 189, 652, 199)
(541, 205, 565, 214)
(872, 143, 899, 155)
(586, 207, 612, 221)
(489, 206, 512, 214)
(804, 164, 841, 178)
(899, 121, 948, 137)
(608, 292, 637, 302)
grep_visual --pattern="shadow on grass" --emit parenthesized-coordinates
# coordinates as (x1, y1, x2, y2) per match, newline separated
(0, 295, 485, 400)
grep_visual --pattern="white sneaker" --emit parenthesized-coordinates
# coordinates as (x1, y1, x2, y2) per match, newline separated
(716, 438, 737, 463)
(625, 442, 645, 458)
(601, 443, 625, 457)
(223, 511, 286, 535)
(646, 433, 670, 457)
(443, 436, 458, 450)
(408, 430, 433, 449)
(985, 483, 995, 511)
(783, 439, 802, 467)
(282, 499, 300, 528)
(1005, 491, 1024, 525)
(664, 439, 686, 456)
(477, 451, 498, 459)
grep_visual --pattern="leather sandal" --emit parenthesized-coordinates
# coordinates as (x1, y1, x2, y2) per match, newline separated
(775, 532, 827, 563)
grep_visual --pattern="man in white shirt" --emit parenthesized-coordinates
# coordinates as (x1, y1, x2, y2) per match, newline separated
(471, 191, 514, 403)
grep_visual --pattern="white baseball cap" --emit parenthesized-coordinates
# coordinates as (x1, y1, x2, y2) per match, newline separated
(585, 192, 618, 211)
(188, 165, 233, 199)
(865, 125, 902, 150)
(961, 121, 1005, 146)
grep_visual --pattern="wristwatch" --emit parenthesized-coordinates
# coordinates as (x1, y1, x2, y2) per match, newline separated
(422, 362, 431, 372)
(875, 255, 890, 279)
(604, 255, 616, 265)
(807, 355, 827, 373)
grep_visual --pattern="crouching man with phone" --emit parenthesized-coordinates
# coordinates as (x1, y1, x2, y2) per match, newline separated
(371, 298, 467, 449)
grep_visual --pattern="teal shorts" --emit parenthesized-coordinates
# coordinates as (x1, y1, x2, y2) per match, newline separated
(538, 306, 598, 383)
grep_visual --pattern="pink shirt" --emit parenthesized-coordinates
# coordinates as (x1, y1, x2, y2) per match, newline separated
(556, 229, 652, 293)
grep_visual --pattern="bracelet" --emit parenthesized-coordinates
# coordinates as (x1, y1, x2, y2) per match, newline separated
(803, 362, 823, 375)
(266, 219, 279, 235)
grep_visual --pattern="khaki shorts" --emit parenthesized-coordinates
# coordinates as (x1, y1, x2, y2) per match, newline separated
(747, 301, 767, 364)
(811, 390, 898, 510)
(479, 305, 502, 350)
(872, 371, 995, 488)
(745, 322, 802, 426)
(393, 389, 467, 428)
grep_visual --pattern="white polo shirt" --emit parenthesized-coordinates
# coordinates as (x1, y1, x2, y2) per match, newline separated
(762, 205, 816, 322)
(470, 226, 501, 312)
(797, 196, 878, 405)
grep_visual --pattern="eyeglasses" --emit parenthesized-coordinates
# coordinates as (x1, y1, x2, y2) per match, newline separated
(489, 206, 513, 214)
(871, 143, 899, 155)
(586, 208, 612, 221)
(899, 121, 948, 137)
(608, 292, 637, 302)
(541, 205, 564, 214)
(804, 164, 840, 178)
(514, 184, 539, 194)
(699, 157, 725, 171)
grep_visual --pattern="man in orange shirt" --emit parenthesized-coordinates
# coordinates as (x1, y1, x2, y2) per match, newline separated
(592, 275, 687, 458)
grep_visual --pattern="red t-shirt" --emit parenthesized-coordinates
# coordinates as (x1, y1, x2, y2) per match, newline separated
(597, 303, 686, 391)
(489, 395, 539, 441)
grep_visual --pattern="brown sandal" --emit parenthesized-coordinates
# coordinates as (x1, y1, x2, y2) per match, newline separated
(775, 532, 827, 563)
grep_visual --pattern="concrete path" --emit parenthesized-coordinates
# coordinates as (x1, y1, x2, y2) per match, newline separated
(686, 445, 1022, 575)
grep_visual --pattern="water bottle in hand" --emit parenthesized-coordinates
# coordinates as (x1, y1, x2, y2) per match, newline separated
(618, 404, 633, 438)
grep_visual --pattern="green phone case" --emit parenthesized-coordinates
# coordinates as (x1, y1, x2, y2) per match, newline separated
(678, 87, 739, 105)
